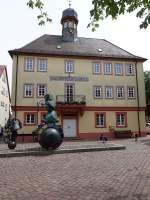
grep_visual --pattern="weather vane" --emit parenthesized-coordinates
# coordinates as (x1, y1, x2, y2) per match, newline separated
(69, 0, 71, 8)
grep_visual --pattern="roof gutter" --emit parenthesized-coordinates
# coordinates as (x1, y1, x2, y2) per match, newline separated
(8, 51, 147, 63)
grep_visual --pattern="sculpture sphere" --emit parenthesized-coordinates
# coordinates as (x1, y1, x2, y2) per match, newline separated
(39, 127, 63, 150)
(8, 141, 17, 149)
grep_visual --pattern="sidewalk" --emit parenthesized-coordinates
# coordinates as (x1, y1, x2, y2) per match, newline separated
(0, 136, 150, 200)
(0, 140, 126, 157)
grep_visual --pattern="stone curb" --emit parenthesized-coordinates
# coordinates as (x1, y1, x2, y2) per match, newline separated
(0, 144, 126, 158)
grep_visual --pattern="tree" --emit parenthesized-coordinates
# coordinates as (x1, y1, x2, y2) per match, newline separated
(144, 71, 150, 119)
(27, 0, 51, 25)
(27, 0, 150, 31)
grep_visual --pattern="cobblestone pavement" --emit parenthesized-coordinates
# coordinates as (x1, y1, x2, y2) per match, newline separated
(0, 137, 150, 200)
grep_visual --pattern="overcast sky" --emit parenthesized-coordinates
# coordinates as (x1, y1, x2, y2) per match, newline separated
(0, 0, 150, 90)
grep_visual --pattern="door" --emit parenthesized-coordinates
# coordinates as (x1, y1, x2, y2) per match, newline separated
(65, 84, 74, 102)
(63, 119, 76, 137)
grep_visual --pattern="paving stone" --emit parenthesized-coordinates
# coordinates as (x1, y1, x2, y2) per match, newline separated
(0, 137, 150, 199)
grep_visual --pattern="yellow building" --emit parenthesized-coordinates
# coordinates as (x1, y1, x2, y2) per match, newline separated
(9, 8, 147, 141)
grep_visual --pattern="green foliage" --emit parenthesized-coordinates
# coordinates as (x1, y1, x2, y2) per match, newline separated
(89, 0, 150, 31)
(144, 71, 150, 117)
(26, 0, 51, 25)
(26, 0, 150, 30)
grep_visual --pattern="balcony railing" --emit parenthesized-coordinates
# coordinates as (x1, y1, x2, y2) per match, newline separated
(56, 95, 86, 105)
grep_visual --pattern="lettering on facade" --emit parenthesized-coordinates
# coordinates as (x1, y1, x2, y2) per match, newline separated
(49, 76, 89, 82)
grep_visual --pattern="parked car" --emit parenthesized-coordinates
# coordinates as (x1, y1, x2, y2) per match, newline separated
(146, 123, 150, 134)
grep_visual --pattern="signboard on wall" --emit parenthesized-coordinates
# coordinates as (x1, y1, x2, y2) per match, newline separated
(49, 76, 89, 82)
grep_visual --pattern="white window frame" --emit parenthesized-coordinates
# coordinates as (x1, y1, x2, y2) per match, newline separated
(127, 87, 135, 99)
(37, 59, 47, 72)
(65, 61, 74, 73)
(24, 84, 33, 97)
(25, 113, 36, 124)
(94, 86, 103, 98)
(105, 86, 113, 99)
(24, 58, 34, 71)
(104, 63, 112, 75)
(116, 87, 124, 99)
(95, 113, 105, 127)
(126, 64, 134, 75)
(93, 63, 101, 74)
(116, 113, 126, 127)
(2, 74, 6, 83)
(65, 84, 75, 102)
(5, 104, 7, 111)
(115, 63, 123, 75)
(37, 84, 47, 97)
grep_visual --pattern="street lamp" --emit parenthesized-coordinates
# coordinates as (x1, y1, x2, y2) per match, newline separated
(36, 101, 39, 126)
(36, 99, 45, 126)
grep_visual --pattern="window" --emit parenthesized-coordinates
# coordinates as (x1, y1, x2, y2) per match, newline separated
(116, 112, 127, 127)
(105, 86, 113, 99)
(1, 101, 4, 107)
(2, 74, 6, 83)
(104, 63, 112, 75)
(5, 104, 7, 111)
(24, 113, 36, 125)
(1, 87, 5, 96)
(24, 84, 33, 97)
(24, 58, 34, 71)
(95, 113, 106, 128)
(37, 84, 47, 97)
(93, 63, 101, 74)
(116, 87, 124, 99)
(94, 86, 103, 98)
(126, 64, 134, 75)
(65, 61, 74, 73)
(68, 21, 73, 28)
(64, 21, 68, 28)
(115, 63, 123, 75)
(127, 87, 135, 99)
(37, 59, 47, 72)
(65, 84, 74, 102)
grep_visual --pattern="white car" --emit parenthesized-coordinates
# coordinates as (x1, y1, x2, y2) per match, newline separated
(146, 123, 150, 134)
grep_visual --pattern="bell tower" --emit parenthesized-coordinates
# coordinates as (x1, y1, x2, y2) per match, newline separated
(61, 5, 78, 42)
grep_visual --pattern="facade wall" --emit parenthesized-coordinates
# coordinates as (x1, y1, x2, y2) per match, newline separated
(16, 110, 146, 138)
(11, 55, 147, 139)
(0, 69, 10, 126)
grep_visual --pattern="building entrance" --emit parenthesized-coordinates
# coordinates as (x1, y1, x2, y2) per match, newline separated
(63, 118, 76, 137)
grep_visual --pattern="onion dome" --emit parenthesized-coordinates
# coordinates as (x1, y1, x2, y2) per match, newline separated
(61, 8, 78, 24)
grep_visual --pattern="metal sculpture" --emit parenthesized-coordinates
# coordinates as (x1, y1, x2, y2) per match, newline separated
(39, 94, 64, 150)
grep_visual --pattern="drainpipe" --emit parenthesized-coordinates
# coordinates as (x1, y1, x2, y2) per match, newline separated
(14, 55, 19, 118)
(135, 61, 141, 136)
